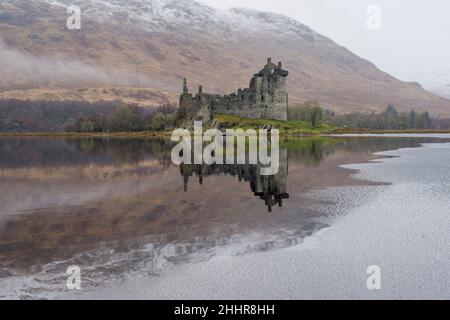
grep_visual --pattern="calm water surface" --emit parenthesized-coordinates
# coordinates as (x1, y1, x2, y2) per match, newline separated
(0, 135, 448, 298)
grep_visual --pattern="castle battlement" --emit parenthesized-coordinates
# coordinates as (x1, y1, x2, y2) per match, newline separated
(179, 58, 289, 122)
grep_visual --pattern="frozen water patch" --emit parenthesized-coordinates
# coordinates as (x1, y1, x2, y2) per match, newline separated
(305, 185, 387, 222)
(0, 223, 329, 299)
(343, 143, 450, 187)
(64, 142, 450, 299)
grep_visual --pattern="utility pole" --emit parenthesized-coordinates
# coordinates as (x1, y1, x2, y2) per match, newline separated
(134, 61, 141, 88)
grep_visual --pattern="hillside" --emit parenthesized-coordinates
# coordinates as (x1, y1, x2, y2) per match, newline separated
(1, 0, 450, 114)
(0, 87, 179, 107)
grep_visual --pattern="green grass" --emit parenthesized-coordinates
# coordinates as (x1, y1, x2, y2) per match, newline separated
(212, 114, 335, 134)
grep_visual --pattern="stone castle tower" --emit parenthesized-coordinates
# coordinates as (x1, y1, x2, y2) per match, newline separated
(179, 58, 289, 122)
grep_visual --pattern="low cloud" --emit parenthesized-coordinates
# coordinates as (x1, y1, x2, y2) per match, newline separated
(0, 37, 151, 90)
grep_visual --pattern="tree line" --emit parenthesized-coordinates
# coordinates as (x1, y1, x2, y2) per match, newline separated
(2, 98, 450, 132)
(288, 100, 324, 127)
(289, 101, 450, 130)
(327, 105, 442, 130)
(0, 99, 177, 132)
(0, 99, 119, 132)
(65, 104, 177, 132)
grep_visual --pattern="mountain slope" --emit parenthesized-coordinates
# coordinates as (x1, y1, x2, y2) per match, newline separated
(1, 0, 450, 114)
(432, 84, 450, 99)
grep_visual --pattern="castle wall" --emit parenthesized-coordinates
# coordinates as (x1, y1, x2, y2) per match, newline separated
(179, 59, 289, 122)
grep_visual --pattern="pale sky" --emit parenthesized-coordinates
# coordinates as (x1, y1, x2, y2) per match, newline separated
(200, 0, 450, 90)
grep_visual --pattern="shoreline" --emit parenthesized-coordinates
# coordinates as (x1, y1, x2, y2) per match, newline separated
(0, 131, 174, 139)
(2, 129, 450, 138)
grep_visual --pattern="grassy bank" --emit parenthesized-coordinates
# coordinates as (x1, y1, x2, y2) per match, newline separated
(212, 114, 335, 134)
(2, 114, 450, 138)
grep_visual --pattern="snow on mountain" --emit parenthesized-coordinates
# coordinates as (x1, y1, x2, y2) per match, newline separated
(227, 7, 322, 39)
(43, 0, 323, 40)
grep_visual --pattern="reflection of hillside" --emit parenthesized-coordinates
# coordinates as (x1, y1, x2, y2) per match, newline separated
(0, 139, 174, 180)
(0, 137, 173, 168)
(180, 149, 289, 212)
(285, 137, 441, 164)
(0, 160, 165, 180)
(0, 136, 440, 170)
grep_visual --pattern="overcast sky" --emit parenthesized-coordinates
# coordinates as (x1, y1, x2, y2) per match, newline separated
(200, 0, 450, 89)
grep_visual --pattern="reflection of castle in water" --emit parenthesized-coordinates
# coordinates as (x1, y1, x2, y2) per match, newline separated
(180, 149, 289, 212)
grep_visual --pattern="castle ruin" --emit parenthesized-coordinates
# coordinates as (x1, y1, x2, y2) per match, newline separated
(179, 58, 289, 122)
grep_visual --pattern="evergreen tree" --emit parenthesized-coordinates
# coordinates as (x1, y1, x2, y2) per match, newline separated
(409, 110, 417, 129)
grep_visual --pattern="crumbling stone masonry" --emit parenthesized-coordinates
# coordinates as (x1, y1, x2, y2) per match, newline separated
(179, 58, 289, 122)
